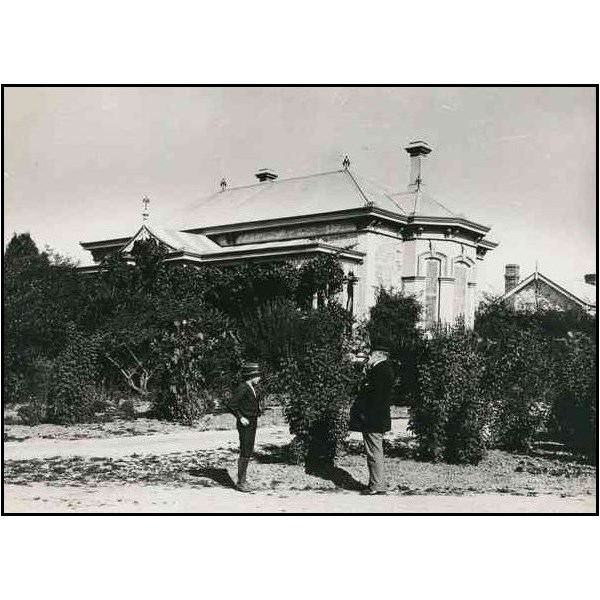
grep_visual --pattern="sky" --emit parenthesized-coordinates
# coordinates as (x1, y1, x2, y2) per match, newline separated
(3, 86, 597, 298)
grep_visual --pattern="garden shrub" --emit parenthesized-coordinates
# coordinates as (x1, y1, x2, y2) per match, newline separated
(481, 329, 556, 453)
(17, 396, 46, 426)
(238, 299, 304, 370)
(152, 317, 243, 424)
(274, 345, 362, 470)
(118, 398, 137, 420)
(366, 288, 423, 405)
(476, 297, 596, 340)
(239, 301, 353, 372)
(46, 327, 100, 424)
(409, 326, 486, 464)
(552, 332, 596, 461)
(14, 358, 54, 425)
(3, 234, 83, 405)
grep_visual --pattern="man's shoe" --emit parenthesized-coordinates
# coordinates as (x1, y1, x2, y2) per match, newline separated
(360, 488, 387, 496)
(236, 482, 253, 493)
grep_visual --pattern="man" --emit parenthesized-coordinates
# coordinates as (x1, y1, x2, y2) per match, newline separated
(349, 348, 394, 495)
(226, 362, 262, 492)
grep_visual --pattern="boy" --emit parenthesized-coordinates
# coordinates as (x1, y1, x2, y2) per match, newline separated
(226, 362, 262, 492)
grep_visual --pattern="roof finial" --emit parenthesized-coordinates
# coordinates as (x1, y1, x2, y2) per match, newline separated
(220, 178, 227, 192)
(142, 196, 150, 221)
(342, 155, 351, 170)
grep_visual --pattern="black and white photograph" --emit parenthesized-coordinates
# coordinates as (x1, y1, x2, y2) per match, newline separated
(2, 85, 597, 515)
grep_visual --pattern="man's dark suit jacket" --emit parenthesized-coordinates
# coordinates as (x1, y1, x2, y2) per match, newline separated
(226, 381, 261, 420)
(349, 360, 394, 433)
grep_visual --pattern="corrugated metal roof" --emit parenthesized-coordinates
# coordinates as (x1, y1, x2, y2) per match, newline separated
(166, 169, 405, 231)
(553, 277, 596, 307)
(390, 189, 458, 218)
(122, 223, 221, 255)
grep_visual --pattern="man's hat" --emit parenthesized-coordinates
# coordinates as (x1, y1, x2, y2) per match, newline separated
(370, 342, 391, 354)
(242, 362, 260, 378)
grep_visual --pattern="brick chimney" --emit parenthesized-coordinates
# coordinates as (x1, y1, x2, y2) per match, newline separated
(505, 264, 520, 294)
(404, 140, 432, 191)
(255, 168, 278, 183)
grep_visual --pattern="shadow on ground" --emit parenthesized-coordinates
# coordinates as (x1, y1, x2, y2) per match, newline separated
(343, 437, 416, 460)
(254, 443, 366, 491)
(254, 443, 299, 465)
(306, 465, 366, 492)
(188, 467, 236, 489)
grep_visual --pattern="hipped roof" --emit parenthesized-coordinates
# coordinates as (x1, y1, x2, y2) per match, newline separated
(167, 169, 406, 231)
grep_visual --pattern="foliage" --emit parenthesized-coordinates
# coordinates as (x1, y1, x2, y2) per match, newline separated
(475, 296, 596, 340)
(196, 261, 300, 318)
(365, 288, 423, 405)
(239, 300, 353, 371)
(46, 326, 101, 424)
(3, 234, 82, 404)
(152, 317, 243, 424)
(476, 297, 595, 454)
(295, 255, 345, 309)
(274, 345, 362, 469)
(480, 329, 555, 453)
(237, 299, 305, 370)
(552, 332, 597, 461)
(409, 325, 486, 464)
(118, 398, 137, 420)
(12, 358, 54, 425)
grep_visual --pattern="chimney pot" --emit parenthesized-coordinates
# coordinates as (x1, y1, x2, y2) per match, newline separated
(255, 168, 278, 182)
(505, 264, 520, 294)
(405, 140, 432, 190)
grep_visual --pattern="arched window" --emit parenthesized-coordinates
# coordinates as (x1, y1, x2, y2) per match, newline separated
(454, 262, 468, 321)
(424, 258, 441, 327)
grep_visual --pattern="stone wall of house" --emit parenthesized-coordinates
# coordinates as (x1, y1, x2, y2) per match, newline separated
(349, 230, 403, 315)
(400, 236, 479, 328)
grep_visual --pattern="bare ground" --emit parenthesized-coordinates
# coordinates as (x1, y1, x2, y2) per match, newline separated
(3, 417, 596, 514)
(4, 482, 595, 513)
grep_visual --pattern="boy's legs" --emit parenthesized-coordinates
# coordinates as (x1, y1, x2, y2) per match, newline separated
(236, 418, 257, 490)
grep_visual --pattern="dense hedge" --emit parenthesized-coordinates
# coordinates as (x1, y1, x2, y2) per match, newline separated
(46, 327, 100, 424)
(409, 326, 486, 464)
(4, 233, 349, 427)
(275, 344, 361, 469)
(476, 299, 597, 461)
(480, 330, 555, 453)
(151, 312, 243, 424)
(6, 231, 596, 468)
(552, 332, 596, 461)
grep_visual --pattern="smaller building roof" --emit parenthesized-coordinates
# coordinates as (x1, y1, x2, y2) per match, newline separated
(502, 271, 596, 309)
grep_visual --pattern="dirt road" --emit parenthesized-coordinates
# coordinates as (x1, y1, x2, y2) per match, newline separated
(4, 482, 595, 513)
(4, 426, 291, 460)
(3, 422, 596, 514)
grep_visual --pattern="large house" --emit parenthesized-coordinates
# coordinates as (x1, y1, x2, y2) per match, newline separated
(80, 141, 498, 327)
(501, 264, 596, 313)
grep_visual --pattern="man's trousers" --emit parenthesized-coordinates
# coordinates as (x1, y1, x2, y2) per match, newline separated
(362, 431, 386, 492)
